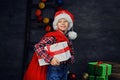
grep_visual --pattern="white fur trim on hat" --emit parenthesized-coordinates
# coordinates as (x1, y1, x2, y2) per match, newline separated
(53, 12, 73, 30)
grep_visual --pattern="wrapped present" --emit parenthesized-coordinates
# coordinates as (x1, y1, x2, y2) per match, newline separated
(88, 62, 112, 76)
(89, 75, 108, 80)
(38, 41, 71, 66)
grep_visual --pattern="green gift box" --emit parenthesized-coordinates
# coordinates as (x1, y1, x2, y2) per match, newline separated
(88, 62, 112, 76)
(89, 75, 108, 80)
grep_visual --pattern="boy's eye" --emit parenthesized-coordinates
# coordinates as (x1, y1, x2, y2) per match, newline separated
(58, 20, 67, 23)
(64, 20, 68, 22)
(58, 21, 62, 23)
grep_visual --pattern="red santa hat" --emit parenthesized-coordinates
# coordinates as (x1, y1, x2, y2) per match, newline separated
(53, 10, 74, 30)
(53, 10, 77, 40)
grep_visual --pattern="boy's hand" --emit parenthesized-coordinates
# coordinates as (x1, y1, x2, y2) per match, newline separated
(50, 57, 60, 66)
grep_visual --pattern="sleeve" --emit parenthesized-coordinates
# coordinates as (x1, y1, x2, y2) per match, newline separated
(34, 36, 56, 63)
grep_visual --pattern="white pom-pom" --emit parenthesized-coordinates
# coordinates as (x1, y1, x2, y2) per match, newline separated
(68, 31, 77, 40)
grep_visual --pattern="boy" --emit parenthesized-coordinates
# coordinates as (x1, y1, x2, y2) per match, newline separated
(34, 10, 77, 80)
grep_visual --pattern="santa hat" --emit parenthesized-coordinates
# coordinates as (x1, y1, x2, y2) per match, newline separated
(53, 10, 74, 30)
(53, 10, 77, 40)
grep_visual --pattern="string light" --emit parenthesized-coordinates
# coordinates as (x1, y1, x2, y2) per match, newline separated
(35, 9, 42, 16)
(39, 2, 45, 9)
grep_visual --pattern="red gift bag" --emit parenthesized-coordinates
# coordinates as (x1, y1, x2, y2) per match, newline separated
(23, 52, 47, 80)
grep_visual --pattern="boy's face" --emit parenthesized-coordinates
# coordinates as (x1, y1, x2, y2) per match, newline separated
(56, 18, 69, 32)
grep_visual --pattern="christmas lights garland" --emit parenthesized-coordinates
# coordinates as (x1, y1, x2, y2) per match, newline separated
(35, 0, 63, 32)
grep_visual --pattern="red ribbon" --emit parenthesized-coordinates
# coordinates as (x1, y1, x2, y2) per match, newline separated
(46, 46, 70, 56)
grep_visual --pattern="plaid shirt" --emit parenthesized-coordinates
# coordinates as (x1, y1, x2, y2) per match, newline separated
(34, 36, 75, 63)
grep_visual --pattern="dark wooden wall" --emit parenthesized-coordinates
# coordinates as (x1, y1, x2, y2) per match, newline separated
(0, 0, 120, 80)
